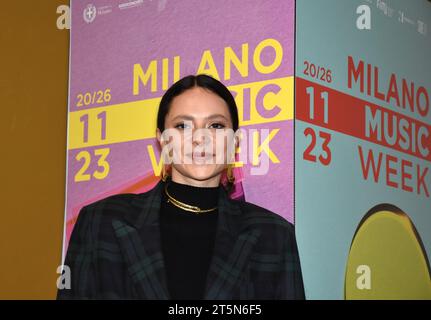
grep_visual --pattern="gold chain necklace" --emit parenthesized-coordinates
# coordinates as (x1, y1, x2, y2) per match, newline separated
(164, 184, 218, 214)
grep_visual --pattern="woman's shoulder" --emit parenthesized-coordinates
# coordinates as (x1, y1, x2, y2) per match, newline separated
(78, 187, 157, 222)
(230, 198, 294, 234)
(82, 193, 141, 213)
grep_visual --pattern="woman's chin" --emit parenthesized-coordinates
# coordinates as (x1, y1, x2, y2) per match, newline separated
(177, 164, 222, 182)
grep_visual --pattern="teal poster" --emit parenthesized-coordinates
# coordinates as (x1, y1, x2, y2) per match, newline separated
(295, 0, 431, 299)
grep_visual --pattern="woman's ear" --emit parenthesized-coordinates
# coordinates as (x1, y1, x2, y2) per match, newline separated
(156, 128, 163, 146)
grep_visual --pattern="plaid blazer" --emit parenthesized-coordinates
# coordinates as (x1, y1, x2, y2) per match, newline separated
(57, 180, 305, 300)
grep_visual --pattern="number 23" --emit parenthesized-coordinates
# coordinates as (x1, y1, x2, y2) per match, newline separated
(74, 148, 110, 182)
(303, 128, 331, 166)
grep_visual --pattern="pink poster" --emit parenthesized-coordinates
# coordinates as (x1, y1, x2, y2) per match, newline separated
(63, 0, 295, 255)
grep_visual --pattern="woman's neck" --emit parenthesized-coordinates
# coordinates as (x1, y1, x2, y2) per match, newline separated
(170, 170, 221, 188)
(165, 179, 219, 210)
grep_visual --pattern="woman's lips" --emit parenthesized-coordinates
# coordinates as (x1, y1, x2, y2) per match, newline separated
(185, 152, 215, 163)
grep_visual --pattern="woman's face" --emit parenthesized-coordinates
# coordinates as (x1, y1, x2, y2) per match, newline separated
(157, 86, 235, 187)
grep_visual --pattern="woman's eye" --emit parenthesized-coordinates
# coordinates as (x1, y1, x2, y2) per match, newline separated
(209, 123, 225, 129)
(175, 123, 191, 129)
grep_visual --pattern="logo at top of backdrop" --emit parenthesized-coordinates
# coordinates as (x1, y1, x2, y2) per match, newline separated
(83, 4, 97, 24)
(345, 203, 431, 299)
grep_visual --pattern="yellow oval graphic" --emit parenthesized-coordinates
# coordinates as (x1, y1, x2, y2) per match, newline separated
(345, 204, 431, 300)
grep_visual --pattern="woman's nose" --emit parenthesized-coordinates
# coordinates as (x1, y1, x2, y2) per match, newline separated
(191, 128, 213, 146)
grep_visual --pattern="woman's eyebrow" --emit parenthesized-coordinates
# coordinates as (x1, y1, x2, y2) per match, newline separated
(205, 114, 229, 121)
(171, 115, 195, 122)
(171, 114, 229, 122)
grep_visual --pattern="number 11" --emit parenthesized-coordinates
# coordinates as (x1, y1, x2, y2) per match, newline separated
(306, 86, 329, 124)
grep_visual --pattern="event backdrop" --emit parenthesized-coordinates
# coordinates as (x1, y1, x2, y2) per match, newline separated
(63, 0, 295, 255)
(63, 0, 431, 299)
(295, 0, 431, 299)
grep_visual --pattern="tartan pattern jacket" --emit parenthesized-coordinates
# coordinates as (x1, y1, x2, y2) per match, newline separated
(57, 180, 305, 300)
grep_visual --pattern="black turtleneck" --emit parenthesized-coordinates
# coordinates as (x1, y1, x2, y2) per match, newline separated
(159, 180, 219, 300)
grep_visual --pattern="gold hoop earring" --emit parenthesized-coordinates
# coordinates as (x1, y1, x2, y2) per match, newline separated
(227, 165, 235, 184)
(161, 165, 170, 182)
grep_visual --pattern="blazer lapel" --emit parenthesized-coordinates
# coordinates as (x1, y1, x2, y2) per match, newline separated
(204, 190, 261, 299)
(112, 180, 170, 300)
(111, 179, 261, 300)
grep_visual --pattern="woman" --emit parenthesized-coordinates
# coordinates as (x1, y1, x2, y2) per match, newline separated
(58, 74, 305, 300)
